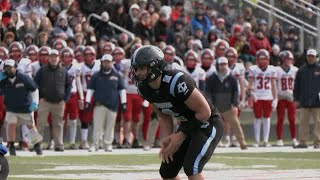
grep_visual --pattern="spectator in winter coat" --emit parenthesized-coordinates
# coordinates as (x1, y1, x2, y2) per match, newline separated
(17, 0, 44, 19)
(10, 11, 24, 30)
(212, 18, 228, 40)
(110, 3, 128, 32)
(0, 0, 11, 13)
(47, 4, 61, 26)
(170, 1, 184, 23)
(229, 24, 243, 47)
(283, 26, 300, 55)
(134, 10, 156, 44)
(38, 17, 53, 34)
(147, 2, 159, 26)
(17, 17, 37, 41)
(1, 32, 15, 48)
(126, 4, 140, 33)
(269, 28, 282, 47)
(270, 44, 281, 66)
(166, 18, 186, 45)
(52, 15, 74, 39)
(154, 12, 168, 43)
(191, 9, 211, 36)
(249, 29, 272, 55)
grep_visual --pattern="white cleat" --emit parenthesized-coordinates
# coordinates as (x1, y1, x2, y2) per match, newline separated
(277, 139, 284, 147)
(224, 141, 231, 148)
(292, 138, 299, 147)
(105, 145, 112, 152)
(263, 141, 272, 147)
(252, 143, 259, 147)
(143, 145, 151, 151)
(218, 141, 225, 147)
(88, 147, 98, 152)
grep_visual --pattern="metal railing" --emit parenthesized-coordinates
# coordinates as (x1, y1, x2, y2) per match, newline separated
(87, 12, 135, 40)
(244, 0, 318, 52)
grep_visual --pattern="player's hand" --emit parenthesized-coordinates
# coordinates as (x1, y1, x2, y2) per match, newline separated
(29, 102, 38, 112)
(78, 100, 85, 110)
(251, 92, 258, 102)
(272, 99, 278, 110)
(121, 103, 127, 112)
(239, 101, 246, 110)
(85, 102, 91, 112)
(142, 100, 149, 108)
(159, 132, 185, 164)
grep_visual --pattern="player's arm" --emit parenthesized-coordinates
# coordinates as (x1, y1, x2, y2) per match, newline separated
(239, 76, 246, 102)
(247, 76, 254, 94)
(153, 106, 173, 137)
(184, 88, 211, 122)
(271, 77, 278, 100)
(75, 76, 84, 100)
(247, 76, 257, 102)
(271, 68, 278, 100)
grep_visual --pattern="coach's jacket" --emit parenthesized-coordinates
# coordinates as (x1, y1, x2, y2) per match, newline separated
(205, 70, 239, 113)
(0, 71, 37, 113)
(294, 63, 320, 107)
(34, 64, 72, 103)
(88, 69, 125, 112)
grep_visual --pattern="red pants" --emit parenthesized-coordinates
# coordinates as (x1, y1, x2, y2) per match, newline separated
(276, 99, 296, 139)
(123, 94, 143, 122)
(63, 93, 79, 120)
(253, 100, 272, 118)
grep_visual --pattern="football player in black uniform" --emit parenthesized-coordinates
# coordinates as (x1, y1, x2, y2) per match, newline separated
(131, 45, 224, 179)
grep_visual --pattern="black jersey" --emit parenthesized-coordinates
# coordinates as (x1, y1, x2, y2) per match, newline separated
(138, 70, 219, 127)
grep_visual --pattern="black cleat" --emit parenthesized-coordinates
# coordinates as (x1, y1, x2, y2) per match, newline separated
(54, 147, 64, 152)
(294, 143, 308, 148)
(34, 143, 43, 155)
(122, 139, 131, 148)
(132, 139, 142, 148)
(9, 145, 16, 156)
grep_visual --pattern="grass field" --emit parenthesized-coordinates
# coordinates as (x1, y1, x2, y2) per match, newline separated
(6, 147, 320, 180)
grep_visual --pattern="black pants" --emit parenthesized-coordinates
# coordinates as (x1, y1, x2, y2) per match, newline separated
(159, 115, 224, 178)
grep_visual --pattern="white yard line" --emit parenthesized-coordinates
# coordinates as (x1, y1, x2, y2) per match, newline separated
(7, 146, 319, 157)
(9, 169, 320, 180)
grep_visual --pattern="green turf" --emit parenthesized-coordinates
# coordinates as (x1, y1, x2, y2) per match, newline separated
(7, 152, 320, 179)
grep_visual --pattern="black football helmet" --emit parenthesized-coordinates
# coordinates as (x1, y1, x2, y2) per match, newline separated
(131, 45, 166, 85)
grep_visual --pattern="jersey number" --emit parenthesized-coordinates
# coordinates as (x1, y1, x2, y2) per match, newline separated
(257, 76, 271, 90)
(281, 77, 293, 90)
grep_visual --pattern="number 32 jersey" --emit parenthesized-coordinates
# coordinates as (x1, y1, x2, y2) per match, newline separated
(249, 65, 277, 100)
(138, 70, 219, 124)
